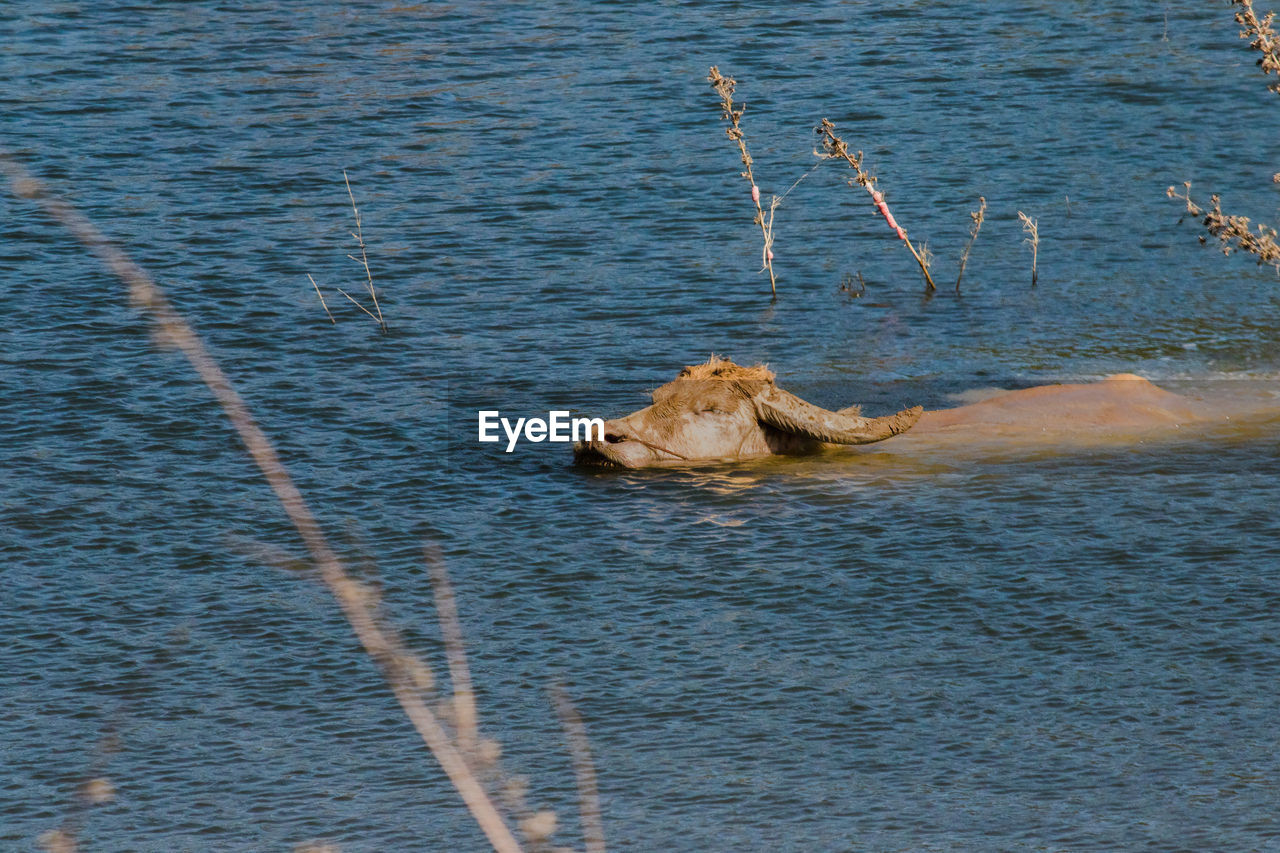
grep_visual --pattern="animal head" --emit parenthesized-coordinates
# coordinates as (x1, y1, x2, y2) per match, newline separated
(573, 357, 922, 468)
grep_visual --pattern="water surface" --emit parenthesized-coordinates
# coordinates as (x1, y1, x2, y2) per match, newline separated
(3, 2, 1280, 850)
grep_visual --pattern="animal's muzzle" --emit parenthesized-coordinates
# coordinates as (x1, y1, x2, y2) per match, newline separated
(573, 439, 622, 467)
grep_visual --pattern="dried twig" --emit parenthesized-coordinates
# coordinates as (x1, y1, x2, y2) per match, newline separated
(955, 196, 986, 293)
(336, 286, 384, 324)
(1017, 210, 1039, 287)
(37, 830, 77, 853)
(0, 154, 525, 853)
(308, 273, 336, 324)
(35, 728, 120, 853)
(1234, 0, 1280, 93)
(708, 66, 777, 296)
(427, 548, 478, 756)
(816, 119, 937, 292)
(839, 271, 867, 298)
(552, 686, 606, 853)
(1167, 181, 1280, 271)
(1167, 5, 1280, 272)
(343, 170, 387, 333)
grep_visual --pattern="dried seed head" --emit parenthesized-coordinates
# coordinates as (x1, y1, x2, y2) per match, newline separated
(393, 653, 434, 692)
(503, 774, 529, 806)
(79, 777, 115, 805)
(1234, 0, 1280, 92)
(347, 579, 380, 609)
(37, 830, 77, 853)
(13, 177, 41, 199)
(1173, 185, 1280, 270)
(519, 810, 558, 843)
(475, 737, 502, 767)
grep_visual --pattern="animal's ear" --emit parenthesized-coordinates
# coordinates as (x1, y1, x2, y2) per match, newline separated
(753, 384, 922, 445)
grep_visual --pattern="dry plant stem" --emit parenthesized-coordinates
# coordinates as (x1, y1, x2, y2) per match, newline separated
(1167, 182, 1280, 270)
(308, 273, 336, 324)
(1017, 211, 1039, 286)
(0, 154, 523, 853)
(817, 119, 936, 291)
(336, 286, 383, 323)
(552, 686, 606, 853)
(1233, 0, 1280, 93)
(37, 829, 77, 853)
(708, 66, 777, 296)
(344, 170, 386, 333)
(1166, 6, 1280, 270)
(955, 196, 986, 293)
(38, 725, 121, 852)
(427, 549, 478, 755)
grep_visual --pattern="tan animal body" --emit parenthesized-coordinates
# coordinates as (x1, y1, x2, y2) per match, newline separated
(573, 358, 1229, 468)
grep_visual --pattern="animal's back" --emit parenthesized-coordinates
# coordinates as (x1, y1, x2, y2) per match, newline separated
(912, 375, 1215, 437)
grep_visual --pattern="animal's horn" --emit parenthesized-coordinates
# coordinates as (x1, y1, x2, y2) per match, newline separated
(754, 385, 922, 444)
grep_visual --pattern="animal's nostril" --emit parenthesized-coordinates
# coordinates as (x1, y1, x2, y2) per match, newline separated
(604, 432, 626, 444)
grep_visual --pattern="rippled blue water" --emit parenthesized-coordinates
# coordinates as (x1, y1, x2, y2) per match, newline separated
(4, 2, 1280, 850)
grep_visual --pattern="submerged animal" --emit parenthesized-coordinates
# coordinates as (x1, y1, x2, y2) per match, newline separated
(573, 358, 922, 468)
(572, 357, 1223, 468)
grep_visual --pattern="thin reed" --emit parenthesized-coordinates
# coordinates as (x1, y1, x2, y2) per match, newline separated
(708, 66, 778, 296)
(816, 118, 937, 292)
(1017, 210, 1039, 287)
(308, 273, 336, 324)
(307, 172, 387, 330)
(428, 550, 478, 756)
(553, 685, 606, 853)
(955, 196, 986, 293)
(1, 153, 603, 853)
(343, 170, 387, 332)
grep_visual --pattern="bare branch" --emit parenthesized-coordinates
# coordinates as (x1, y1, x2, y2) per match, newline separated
(1167, 182, 1280, 271)
(308, 273, 337, 324)
(708, 66, 777, 296)
(0, 154, 523, 853)
(552, 686, 606, 853)
(817, 118, 937, 292)
(1233, 0, 1280, 93)
(427, 548, 478, 756)
(955, 196, 986, 293)
(343, 170, 387, 332)
(1017, 211, 1039, 287)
